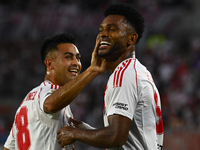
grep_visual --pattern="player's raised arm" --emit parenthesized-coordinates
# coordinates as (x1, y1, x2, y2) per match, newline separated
(43, 37, 108, 114)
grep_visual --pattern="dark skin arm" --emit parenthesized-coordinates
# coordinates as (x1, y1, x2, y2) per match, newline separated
(43, 40, 108, 113)
(57, 114, 131, 148)
(3, 148, 9, 150)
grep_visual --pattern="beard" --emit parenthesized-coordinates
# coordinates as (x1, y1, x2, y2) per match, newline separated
(97, 42, 125, 61)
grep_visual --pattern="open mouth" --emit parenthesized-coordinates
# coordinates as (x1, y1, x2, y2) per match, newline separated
(99, 41, 111, 49)
(69, 69, 78, 75)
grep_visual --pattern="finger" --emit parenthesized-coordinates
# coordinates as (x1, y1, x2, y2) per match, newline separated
(58, 139, 65, 148)
(94, 38, 101, 53)
(57, 129, 61, 135)
(57, 137, 63, 147)
(69, 117, 76, 123)
(103, 58, 108, 64)
(57, 138, 61, 144)
(70, 117, 82, 125)
(57, 133, 61, 140)
(60, 142, 66, 148)
(60, 143, 64, 148)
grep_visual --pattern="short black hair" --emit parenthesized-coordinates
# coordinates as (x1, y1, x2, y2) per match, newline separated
(104, 3, 145, 44)
(40, 32, 75, 63)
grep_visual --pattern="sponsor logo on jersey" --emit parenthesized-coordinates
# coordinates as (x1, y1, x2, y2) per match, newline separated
(113, 102, 128, 110)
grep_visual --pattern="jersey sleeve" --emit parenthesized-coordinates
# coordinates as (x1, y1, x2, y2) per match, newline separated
(107, 70, 138, 120)
(38, 82, 61, 119)
(4, 127, 15, 150)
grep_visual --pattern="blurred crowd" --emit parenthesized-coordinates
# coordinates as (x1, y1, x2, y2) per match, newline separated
(0, 0, 200, 149)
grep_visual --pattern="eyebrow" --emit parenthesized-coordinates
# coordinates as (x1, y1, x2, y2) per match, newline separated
(64, 52, 81, 57)
(99, 23, 118, 28)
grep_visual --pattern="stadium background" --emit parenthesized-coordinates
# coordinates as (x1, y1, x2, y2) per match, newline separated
(0, 0, 200, 149)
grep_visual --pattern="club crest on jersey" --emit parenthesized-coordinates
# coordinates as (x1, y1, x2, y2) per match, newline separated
(50, 89, 56, 93)
(113, 102, 128, 110)
(44, 90, 56, 97)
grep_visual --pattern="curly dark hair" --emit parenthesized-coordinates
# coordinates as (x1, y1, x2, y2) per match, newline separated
(40, 32, 75, 63)
(104, 3, 145, 44)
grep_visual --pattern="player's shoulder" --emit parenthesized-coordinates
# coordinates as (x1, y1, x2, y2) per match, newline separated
(110, 59, 137, 87)
(41, 80, 60, 90)
(22, 82, 49, 101)
(133, 59, 147, 71)
(111, 59, 137, 80)
(119, 58, 138, 76)
(117, 59, 150, 82)
(120, 58, 145, 72)
(113, 58, 135, 72)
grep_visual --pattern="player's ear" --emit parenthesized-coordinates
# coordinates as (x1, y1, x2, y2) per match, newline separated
(45, 58, 54, 70)
(127, 33, 138, 46)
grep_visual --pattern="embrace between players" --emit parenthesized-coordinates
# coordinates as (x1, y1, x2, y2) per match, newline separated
(4, 3, 164, 150)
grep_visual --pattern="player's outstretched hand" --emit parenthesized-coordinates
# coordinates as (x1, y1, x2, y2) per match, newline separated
(57, 125, 75, 148)
(70, 117, 95, 130)
(91, 39, 108, 74)
(69, 117, 82, 128)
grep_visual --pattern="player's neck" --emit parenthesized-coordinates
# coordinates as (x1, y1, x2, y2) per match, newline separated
(107, 51, 135, 73)
(44, 74, 57, 85)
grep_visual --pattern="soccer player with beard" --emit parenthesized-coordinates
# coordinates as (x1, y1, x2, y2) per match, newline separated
(57, 3, 164, 150)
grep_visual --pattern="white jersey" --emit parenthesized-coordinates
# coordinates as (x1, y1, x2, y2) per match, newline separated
(4, 81, 74, 150)
(103, 58, 164, 150)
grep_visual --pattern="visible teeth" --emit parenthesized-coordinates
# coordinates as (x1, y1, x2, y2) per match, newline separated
(100, 41, 111, 45)
(70, 70, 78, 73)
